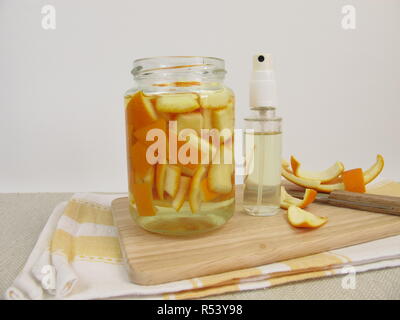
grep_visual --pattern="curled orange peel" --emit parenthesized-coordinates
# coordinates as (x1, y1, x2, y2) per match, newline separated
(280, 186, 317, 210)
(287, 205, 328, 229)
(282, 160, 344, 193)
(363, 154, 384, 185)
(282, 155, 384, 193)
(290, 156, 344, 183)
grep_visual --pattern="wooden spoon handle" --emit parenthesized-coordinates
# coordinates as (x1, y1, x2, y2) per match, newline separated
(328, 190, 400, 216)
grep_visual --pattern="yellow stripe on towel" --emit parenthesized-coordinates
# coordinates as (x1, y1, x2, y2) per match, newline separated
(167, 269, 336, 300)
(196, 268, 263, 288)
(64, 200, 114, 226)
(51, 229, 122, 262)
(164, 284, 241, 300)
(282, 252, 349, 271)
(267, 269, 334, 287)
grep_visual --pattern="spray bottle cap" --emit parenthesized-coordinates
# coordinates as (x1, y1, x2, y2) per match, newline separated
(250, 54, 278, 108)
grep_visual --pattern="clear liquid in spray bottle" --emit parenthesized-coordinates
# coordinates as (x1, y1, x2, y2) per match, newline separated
(243, 54, 282, 216)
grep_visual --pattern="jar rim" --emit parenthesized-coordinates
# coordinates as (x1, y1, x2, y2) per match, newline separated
(131, 56, 226, 80)
(133, 56, 224, 64)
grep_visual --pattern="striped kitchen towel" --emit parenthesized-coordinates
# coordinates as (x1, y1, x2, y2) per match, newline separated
(5, 181, 400, 300)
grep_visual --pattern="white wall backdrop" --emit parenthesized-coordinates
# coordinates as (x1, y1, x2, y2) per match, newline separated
(1, 0, 399, 192)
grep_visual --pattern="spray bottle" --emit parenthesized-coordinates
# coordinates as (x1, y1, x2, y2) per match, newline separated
(242, 54, 282, 216)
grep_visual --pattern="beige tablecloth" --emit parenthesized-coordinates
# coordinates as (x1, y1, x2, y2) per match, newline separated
(1, 193, 400, 300)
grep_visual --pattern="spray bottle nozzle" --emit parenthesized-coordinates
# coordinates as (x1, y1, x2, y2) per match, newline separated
(253, 54, 273, 72)
(250, 53, 277, 107)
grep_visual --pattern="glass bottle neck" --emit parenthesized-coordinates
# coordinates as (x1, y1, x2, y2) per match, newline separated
(244, 107, 282, 133)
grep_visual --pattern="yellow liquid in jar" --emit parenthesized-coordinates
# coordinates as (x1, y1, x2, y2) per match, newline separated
(125, 87, 235, 236)
(129, 199, 234, 236)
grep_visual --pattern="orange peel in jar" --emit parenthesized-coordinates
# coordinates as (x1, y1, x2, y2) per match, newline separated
(131, 142, 152, 180)
(290, 156, 344, 183)
(202, 109, 213, 130)
(172, 176, 191, 212)
(200, 88, 231, 109)
(155, 163, 168, 200)
(164, 165, 182, 198)
(133, 119, 167, 146)
(212, 178, 235, 202)
(208, 144, 234, 194)
(280, 186, 317, 210)
(179, 164, 198, 177)
(189, 166, 207, 213)
(208, 164, 233, 194)
(176, 112, 203, 136)
(155, 93, 199, 113)
(176, 132, 217, 170)
(153, 199, 173, 208)
(287, 206, 328, 229)
(126, 91, 158, 130)
(142, 166, 155, 188)
(200, 178, 219, 202)
(132, 183, 157, 217)
(212, 102, 234, 142)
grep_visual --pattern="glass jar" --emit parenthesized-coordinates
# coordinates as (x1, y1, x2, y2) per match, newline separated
(124, 56, 235, 236)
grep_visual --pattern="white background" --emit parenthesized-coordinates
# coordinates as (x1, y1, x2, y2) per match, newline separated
(1, 0, 399, 192)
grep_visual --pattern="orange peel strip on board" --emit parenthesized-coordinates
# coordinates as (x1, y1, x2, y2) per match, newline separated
(282, 160, 344, 193)
(290, 156, 344, 183)
(282, 154, 384, 193)
(287, 205, 327, 229)
(280, 186, 317, 210)
(363, 154, 384, 185)
(342, 168, 366, 193)
(333, 155, 384, 186)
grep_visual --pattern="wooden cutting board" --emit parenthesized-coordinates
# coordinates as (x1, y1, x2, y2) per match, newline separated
(111, 184, 400, 285)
